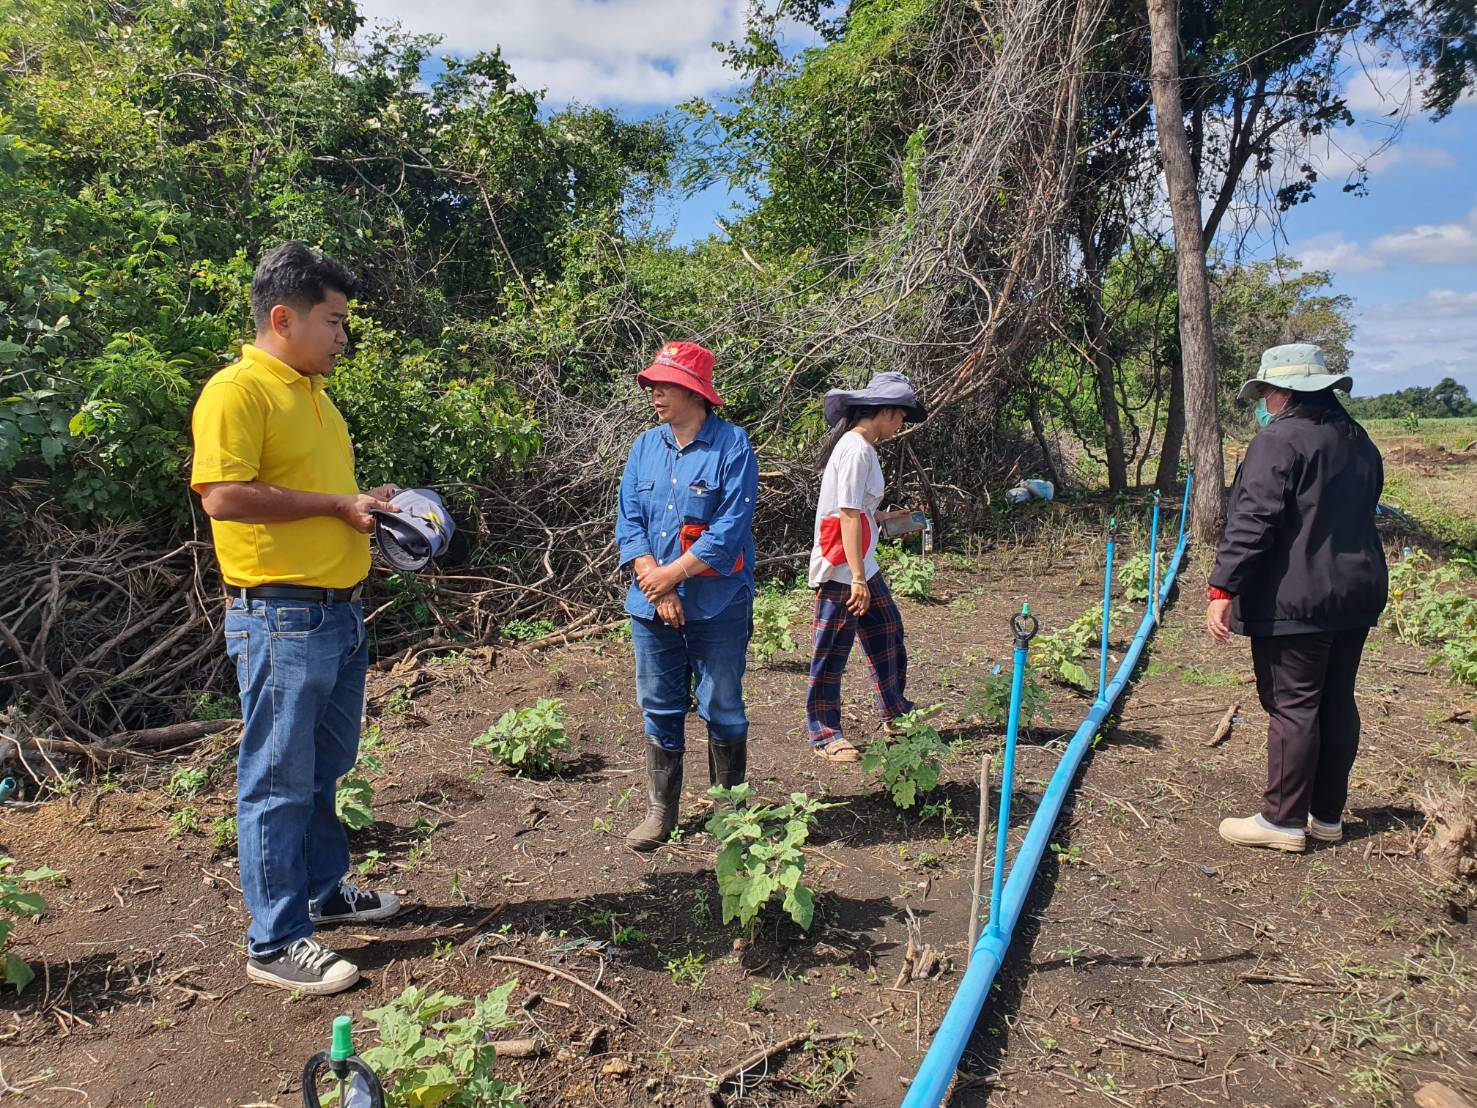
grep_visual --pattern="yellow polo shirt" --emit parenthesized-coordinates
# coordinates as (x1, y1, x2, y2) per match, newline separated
(190, 344, 369, 588)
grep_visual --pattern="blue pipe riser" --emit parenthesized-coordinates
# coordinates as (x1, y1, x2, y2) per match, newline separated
(900, 526, 1190, 1108)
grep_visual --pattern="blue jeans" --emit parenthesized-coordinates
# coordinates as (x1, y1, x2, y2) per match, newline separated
(631, 592, 752, 752)
(225, 597, 367, 958)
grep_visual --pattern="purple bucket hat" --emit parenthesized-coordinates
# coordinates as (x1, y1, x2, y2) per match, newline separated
(822, 371, 928, 427)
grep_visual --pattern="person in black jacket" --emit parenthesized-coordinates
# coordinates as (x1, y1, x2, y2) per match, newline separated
(1206, 343, 1388, 853)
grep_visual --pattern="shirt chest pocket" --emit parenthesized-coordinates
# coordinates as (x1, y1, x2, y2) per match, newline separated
(681, 481, 720, 524)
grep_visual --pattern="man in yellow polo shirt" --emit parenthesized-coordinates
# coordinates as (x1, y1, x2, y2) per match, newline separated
(191, 241, 402, 995)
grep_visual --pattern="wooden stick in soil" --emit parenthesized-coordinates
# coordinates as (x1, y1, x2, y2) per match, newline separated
(705, 1031, 854, 1106)
(968, 753, 992, 956)
(482, 954, 627, 1021)
(1206, 704, 1238, 748)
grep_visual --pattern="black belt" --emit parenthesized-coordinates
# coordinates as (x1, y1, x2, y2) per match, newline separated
(231, 583, 364, 603)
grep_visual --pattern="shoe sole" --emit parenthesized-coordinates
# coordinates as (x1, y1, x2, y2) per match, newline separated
(1307, 828, 1343, 844)
(247, 962, 360, 995)
(311, 904, 403, 926)
(1219, 828, 1305, 853)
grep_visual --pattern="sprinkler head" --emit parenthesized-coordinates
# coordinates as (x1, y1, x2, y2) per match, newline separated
(331, 1015, 354, 1062)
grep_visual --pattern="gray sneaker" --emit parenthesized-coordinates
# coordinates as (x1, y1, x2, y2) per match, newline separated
(310, 880, 402, 925)
(247, 937, 359, 995)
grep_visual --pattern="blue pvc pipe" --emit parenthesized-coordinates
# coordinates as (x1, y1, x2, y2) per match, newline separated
(988, 633, 1029, 937)
(1146, 492, 1161, 619)
(1177, 468, 1194, 548)
(1097, 530, 1115, 701)
(900, 490, 1193, 1108)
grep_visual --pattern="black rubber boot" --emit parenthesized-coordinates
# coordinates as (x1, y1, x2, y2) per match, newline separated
(707, 739, 747, 814)
(625, 743, 683, 852)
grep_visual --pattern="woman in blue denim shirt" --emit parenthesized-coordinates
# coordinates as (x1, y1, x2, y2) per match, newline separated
(615, 342, 759, 851)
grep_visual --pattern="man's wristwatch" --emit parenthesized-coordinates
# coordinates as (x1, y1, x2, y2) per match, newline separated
(1206, 586, 1233, 601)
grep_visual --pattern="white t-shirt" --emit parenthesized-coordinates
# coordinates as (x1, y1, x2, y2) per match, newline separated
(809, 430, 885, 587)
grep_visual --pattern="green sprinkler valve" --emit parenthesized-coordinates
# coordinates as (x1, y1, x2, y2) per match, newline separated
(302, 1015, 384, 1108)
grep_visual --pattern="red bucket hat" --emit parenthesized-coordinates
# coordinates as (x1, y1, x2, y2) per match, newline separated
(637, 341, 723, 407)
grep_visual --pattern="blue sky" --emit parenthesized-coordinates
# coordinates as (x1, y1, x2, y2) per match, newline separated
(357, 0, 1476, 397)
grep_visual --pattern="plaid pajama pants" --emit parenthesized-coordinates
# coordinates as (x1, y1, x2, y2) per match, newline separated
(805, 571, 914, 746)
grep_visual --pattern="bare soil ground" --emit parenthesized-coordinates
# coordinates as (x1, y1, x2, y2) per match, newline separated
(3, 490, 1474, 1107)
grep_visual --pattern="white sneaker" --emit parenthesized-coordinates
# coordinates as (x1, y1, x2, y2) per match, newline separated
(1307, 816, 1343, 843)
(1218, 813, 1306, 854)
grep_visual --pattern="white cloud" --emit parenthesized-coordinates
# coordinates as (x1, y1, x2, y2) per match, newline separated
(1371, 208, 1477, 266)
(1351, 291, 1477, 389)
(353, 0, 755, 106)
(1292, 207, 1477, 275)
(1366, 289, 1477, 321)
(1294, 231, 1386, 273)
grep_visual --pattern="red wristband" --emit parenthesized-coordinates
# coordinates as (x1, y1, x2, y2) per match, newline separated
(1206, 586, 1233, 601)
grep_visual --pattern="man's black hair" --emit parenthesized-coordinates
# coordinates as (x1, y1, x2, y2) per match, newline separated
(250, 241, 359, 330)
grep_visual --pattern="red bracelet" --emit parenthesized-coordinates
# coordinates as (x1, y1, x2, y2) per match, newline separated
(1206, 586, 1233, 601)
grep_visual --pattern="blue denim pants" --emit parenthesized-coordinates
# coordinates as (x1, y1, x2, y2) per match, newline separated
(630, 592, 752, 752)
(225, 597, 367, 958)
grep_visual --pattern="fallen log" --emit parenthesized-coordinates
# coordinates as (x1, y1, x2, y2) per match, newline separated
(98, 718, 239, 750)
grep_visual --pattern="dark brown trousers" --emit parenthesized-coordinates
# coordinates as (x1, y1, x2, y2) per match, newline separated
(1250, 629, 1369, 827)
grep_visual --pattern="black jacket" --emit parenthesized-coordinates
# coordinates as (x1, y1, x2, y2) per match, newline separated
(1208, 395, 1388, 637)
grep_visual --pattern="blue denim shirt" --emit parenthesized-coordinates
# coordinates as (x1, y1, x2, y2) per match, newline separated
(616, 412, 758, 621)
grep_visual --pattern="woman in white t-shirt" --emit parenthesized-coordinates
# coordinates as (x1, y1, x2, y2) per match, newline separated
(805, 372, 928, 762)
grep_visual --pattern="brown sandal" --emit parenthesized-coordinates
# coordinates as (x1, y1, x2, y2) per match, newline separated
(814, 738, 862, 763)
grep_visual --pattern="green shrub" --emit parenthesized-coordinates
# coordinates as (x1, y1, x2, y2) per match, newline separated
(751, 589, 799, 662)
(861, 706, 949, 809)
(1, 857, 63, 992)
(965, 663, 1053, 730)
(353, 983, 526, 1108)
(708, 784, 834, 936)
(889, 550, 935, 600)
(473, 698, 569, 775)
(1388, 550, 1477, 688)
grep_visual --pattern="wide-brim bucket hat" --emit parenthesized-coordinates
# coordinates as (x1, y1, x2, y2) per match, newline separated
(637, 341, 723, 407)
(1237, 342, 1352, 402)
(822, 371, 927, 427)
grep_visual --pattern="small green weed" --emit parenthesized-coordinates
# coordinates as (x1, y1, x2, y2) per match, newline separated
(501, 618, 555, 642)
(889, 550, 935, 600)
(164, 766, 207, 798)
(751, 589, 798, 662)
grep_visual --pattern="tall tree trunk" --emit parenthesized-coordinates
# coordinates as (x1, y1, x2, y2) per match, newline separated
(1147, 0, 1225, 540)
(1156, 357, 1185, 492)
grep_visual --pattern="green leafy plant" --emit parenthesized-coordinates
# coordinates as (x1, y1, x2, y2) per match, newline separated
(861, 706, 949, 809)
(210, 816, 237, 853)
(1387, 550, 1477, 688)
(965, 663, 1053, 730)
(164, 766, 207, 798)
(889, 549, 935, 600)
(189, 692, 238, 721)
(0, 857, 63, 992)
(1117, 550, 1153, 603)
(750, 589, 798, 662)
(501, 618, 555, 643)
(665, 951, 706, 991)
(472, 698, 569, 776)
(351, 983, 526, 1108)
(707, 784, 835, 936)
(168, 806, 200, 837)
(336, 726, 386, 832)
(1031, 607, 1113, 691)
